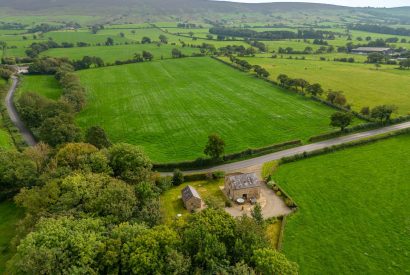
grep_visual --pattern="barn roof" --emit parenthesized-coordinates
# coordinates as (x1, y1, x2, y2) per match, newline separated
(181, 185, 201, 202)
(226, 173, 260, 190)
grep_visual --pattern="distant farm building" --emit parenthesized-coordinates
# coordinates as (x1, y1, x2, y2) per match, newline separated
(224, 172, 261, 201)
(351, 47, 393, 55)
(181, 185, 204, 212)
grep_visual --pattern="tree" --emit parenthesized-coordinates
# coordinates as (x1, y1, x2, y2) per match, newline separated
(141, 36, 151, 44)
(371, 105, 398, 122)
(38, 114, 82, 147)
(105, 37, 114, 46)
(306, 83, 324, 96)
(277, 74, 289, 87)
(0, 149, 38, 200)
(0, 40, 7, 57)
(251, 203, 264, 225)
(330, 112, 353, 131)
(360, 106, 370, 116)
(253, 248, 299, 275)
(8, 217, 107, 274)
(16, 173, 137, 223)
(142, 50, 154, 61)
(327, 90, 346, 106)
(204, 134, 225, 159)
(253, 65, 269, 78)
(172, 169, 184, 186)
(54, 143, 111, 174)
(399, 59, 410, 70)
(159, 34, 168, 44)
(24, 142, 51, 174)
(86, 126, 112, 149)
(294, 78, 309, 91)
(108, 143, 152, 184)
(367, 52, 384, 64)
(172, 48, 182, 58)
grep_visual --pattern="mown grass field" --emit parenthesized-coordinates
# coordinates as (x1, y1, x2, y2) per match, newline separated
(160, 179, 226, 223)
(17, 75, 60, 100)
(238, 57, 410, 115)
(0, 202, 24, 273)
(77, 57, 339, 163)
(42, 44, 201, 63)
(273, 134, 410, 274)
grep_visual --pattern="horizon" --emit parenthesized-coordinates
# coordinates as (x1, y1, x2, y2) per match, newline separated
(214, 0, 410, 8)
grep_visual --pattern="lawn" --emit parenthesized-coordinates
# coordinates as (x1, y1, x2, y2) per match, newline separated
(17, 75, 61, 100)
(160, 179, 226, 223)
(76, 57, 340, 163)
(0, 202, 24, 273)
(238, 57, 410, 115)
(273, 134, 410, 274)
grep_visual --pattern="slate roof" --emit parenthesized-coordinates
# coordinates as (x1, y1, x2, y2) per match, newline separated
(352, 47, 391, 52)
(181, 185, 201, 202)
(226, 173, 260, 190)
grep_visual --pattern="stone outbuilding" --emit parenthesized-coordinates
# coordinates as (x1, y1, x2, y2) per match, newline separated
(181, 185, 204, 212)
(224, 172, 261, 202)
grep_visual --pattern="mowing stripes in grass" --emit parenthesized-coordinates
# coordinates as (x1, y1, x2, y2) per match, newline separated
(77, 57, 343, 163)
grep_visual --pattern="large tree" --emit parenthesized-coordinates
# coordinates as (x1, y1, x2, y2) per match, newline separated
(253, 248, 299, 275)
(330, 112, 353, 131)
(204, 134, 225, 159)
(108, 143, 153, 184)
(85, 126, 112, 149)
(38, 114, 82, 147)
(306, 83, 324, 96)
(371, 105, 398, 122)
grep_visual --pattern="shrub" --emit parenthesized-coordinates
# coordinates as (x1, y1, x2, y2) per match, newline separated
(267, 181, 275, 189)
(276, 191, 282, 197)
(262, 160, 279, 180)
(212, 171, 225, 179)
(172, 169, 184, 186)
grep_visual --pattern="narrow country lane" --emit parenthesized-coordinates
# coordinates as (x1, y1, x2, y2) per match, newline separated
(5, 75, 37, 147)
(161, 120, 410, 175)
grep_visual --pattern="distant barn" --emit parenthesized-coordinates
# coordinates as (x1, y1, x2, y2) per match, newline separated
(181, 185, 204, 212)
(224, 172, 261, 201)
(351, 47, 393, 55)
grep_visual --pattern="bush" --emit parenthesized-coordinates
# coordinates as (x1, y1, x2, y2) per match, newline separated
(276, 191, 282, 196)
(225, 200, 232, 207)
(262, 160, 279, 180)
(212, 171, 225, 179)
(172, 169, 184, 186)
(267, 181, 275, 189)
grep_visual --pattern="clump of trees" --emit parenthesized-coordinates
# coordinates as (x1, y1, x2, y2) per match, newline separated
(2, 141, 298, 274)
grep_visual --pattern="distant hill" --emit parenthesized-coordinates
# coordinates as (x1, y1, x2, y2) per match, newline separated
(0, 0, 349, 13)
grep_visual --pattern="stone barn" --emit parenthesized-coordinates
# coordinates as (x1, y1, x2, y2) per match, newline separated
(181, 185, 204, 212)
(224, 172, 261, 201)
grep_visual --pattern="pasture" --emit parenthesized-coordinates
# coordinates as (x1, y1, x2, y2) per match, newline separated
(42, 44, 201, 63)
(273, 133, 410, 274)
(77, 57, 339, 163)
(17, 75, 60, 100)
(238, 57, 410, 115)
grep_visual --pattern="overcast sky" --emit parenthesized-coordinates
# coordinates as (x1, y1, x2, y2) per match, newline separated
(217, 0, 410, 7)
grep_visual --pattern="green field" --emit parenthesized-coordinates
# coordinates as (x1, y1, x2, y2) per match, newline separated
(273, 134, 410, 274)
(77, 57, 340, 163)
(42, 44, 201, 63)
(238, 57, 410, 115)
(0, 202, 24, 273)
(17, 75, 60, 100)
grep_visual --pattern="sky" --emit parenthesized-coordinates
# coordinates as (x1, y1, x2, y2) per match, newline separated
(216, 0, 410, 7)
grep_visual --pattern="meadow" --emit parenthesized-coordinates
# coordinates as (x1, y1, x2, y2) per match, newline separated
(42, 43, 202, 63)
(273, 133, 410, 274)
(0, 202, 24, 273)
(237, 57, 410, 115)
(76, 57, 340, 163)
(17, 75, 60, 100)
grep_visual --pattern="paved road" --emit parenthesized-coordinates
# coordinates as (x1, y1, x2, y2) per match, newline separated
(162, 120, 410, 175)
(5, 76, 37, 146)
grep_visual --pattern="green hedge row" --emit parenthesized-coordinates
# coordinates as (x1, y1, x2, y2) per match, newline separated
(282, 127, 410, 164)
(154, 139, 302, 171)
(309, 115, 410, 143)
